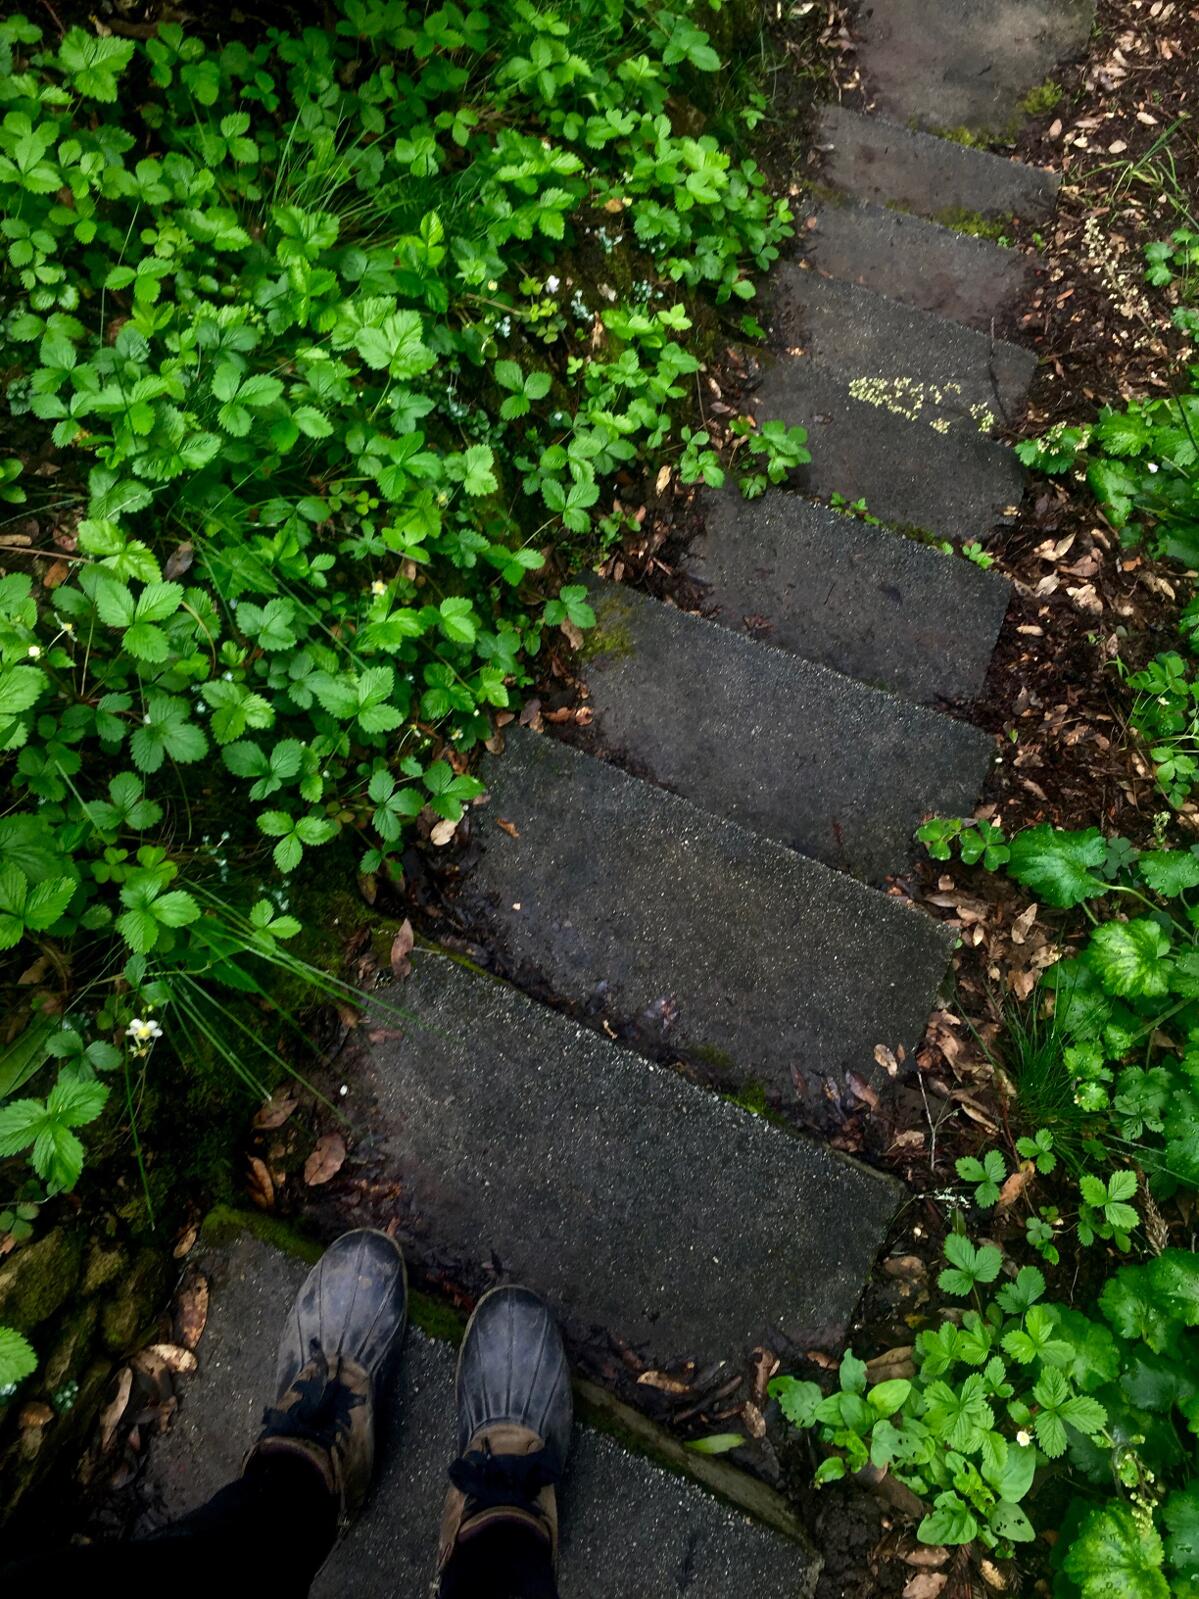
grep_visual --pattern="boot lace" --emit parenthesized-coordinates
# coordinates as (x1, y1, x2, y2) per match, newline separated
(449, 1437, 559, 1514)
(261, 1341, 362, 1452)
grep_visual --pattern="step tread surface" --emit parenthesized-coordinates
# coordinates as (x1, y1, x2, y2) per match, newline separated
(358, 954, 903, 1356)
(768, 264, 1036, 433)
(139, 1233, 820, 1598)
(803, 197, 1035, 331)
(582, 579, 993, 882)
(817, 103, 1059, 220)
(459, 727, 954, 1111)
(753, 361, 1025, 541)
(858, 0, 1096, 133)
(681, 489, 1010, 707)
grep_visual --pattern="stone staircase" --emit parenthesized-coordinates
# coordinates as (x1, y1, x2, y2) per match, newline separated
(150, 5, 1096, 1591)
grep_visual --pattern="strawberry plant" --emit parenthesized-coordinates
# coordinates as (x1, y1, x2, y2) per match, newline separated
(0, 1, 803, 1385)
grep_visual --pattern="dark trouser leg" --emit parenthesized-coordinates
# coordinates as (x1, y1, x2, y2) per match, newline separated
(439, 1520, 560, 1599)
(1, 1448, 337, 1599)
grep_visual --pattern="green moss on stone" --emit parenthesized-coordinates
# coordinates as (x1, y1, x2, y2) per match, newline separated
(1018, 80, 1063, 117)
(200, 1204, 324, 1264)
(0, 1229, 82, 1332)
(934, 208, 1013, 243)
(689, 1042, 736, 1075)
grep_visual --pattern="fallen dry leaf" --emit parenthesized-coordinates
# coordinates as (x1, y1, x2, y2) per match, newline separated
(390, 919, 415, 980)
(741, 1401, 767, 1439)
(173, 1222, 199, 1259)
(979, 1558, 1007, 1589)
(246, 1154, 275, 1210)
(175, 1274, 209, 1350)
(253, 1091, 298, 1131)
(496, 817, 520, 839)
(637, 1369, 692, 1395)
(144, 1342, 198, 1374)
(997, 1161, 1036, 1210)
(19, 1402, 53, 1430)
(429, 817, 457, 847)
(903, 1546, 949, 1569)
(866, 1345, 916, 1382)
(902, 1574, 947, 1599)
(99, 1366, 133, 1451)
(873, 1043, 900, 1076)
(304, 1132, 347, 1186)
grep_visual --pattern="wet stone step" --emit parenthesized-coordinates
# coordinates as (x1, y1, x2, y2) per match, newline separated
(857, 0, 1096, 135)
(816, 103, 1059, 221)
(768, 265, 1036, 434)
(458, 726, 954, 1119)
(355, 954, 903, 1358)
(753, 361, 1025, 542)
(681, 488, 1010, 709)
(801, 197, 1036, 332)
(580, 579, 992, 883)
(141, 1231, 822, 1599)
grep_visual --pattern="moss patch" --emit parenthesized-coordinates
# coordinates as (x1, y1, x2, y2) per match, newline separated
(935, 208, 1013, 244)
(1018, 80, 1063, 117)
(201, 1204, 324, 1265)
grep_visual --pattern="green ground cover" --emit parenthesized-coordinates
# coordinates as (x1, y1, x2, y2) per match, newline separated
(0, 1, 805, 1390)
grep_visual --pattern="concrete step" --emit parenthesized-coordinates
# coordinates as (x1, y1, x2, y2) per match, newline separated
(801, 196, 1035, 332)
(141, 1229, 822, 1598)
(580, 579, 992, 882)
(459, 726, 954, 1118)
(768, 264, 1036, 434)
(753, 360, 1025, 541)
(816, 103, 1059, 221)
(857, 0, 1096, 135)
(354, 954, 903, 1358)
(681, 488, 1010, 709)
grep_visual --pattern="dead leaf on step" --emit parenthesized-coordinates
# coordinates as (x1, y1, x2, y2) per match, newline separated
(175, 1274, 209, 1350)
(750, 1347, 779, 1405)
(560, 617, 583, 650)
(903, 1574, 947, 1599)
(873, 1043, 900, 1076)
(637, 1369, 692, 1395)
(253, 1091, 298, 1131)
(99, 1367, 133, 1451)
(246, 1155, 275, 1210)
(496, 817, 520, 839)
(304, 1132, 347, 1187)
(145, 1342, 198, 1374)
(390, 919, 414, 979)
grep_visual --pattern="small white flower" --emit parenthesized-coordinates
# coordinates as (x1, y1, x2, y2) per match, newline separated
(27, 644, 41, 659)
(143, 713, 152, 725)
(126, 1017, 163, 1045)
(487, 280, 498, 292)
(1016, 1429, 1032, 1448)
(371, 580, 387, 596)
(545, 274, 560, 293)
(1147, 462, 1159, 473)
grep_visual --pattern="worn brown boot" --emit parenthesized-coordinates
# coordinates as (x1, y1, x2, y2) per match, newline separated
(244, 1228, 408, 1530)
(436, 1285, 573, 1584)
